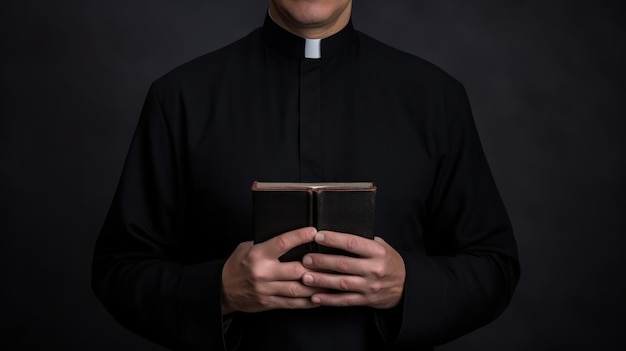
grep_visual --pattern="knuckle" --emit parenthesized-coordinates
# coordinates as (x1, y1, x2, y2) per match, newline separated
(250, 280, 263, 295)
(246, 247, 261, 262)
(372, 264, 386, 279)
(276, 235, 291, 252)
(286, 298, 307, 309)
(346, 237, 359, 251)
(365, 295, 377, 307)
(250, 267, 268, 282)
(370, 282, 382, 294)
(291, 263, 303, 278)
(249, 272, 260, 283)
(338, 277, 351, 291)
(258, 296, 271, 309)
(288, 283, 301, 298)
(372, 245, 386, 257)
(283, 299, 295, 309)
(336, 257, 350, 272)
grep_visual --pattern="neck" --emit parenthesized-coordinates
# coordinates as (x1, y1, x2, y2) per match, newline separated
(268, 4, 352, 39)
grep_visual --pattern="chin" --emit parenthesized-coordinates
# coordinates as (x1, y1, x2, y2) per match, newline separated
(275, 0, 351, 27)
(288, 7, 334, 24)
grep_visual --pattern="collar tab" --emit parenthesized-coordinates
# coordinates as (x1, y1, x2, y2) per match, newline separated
(305, 39, 321, 59)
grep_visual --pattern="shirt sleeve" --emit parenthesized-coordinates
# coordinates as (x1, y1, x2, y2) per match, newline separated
(376, 84, 520, 346)
(91, 85, 236, 350)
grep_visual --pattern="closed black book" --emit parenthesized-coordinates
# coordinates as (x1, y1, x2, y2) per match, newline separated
(252, 182, 376, 261)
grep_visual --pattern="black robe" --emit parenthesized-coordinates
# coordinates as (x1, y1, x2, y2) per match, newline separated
(92, 14, 519, 351)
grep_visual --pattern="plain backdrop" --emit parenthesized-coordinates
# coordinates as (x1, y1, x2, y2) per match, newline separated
(1, 1, 625, 350)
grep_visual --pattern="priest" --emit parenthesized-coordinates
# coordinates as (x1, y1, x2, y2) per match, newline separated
(92, 1, 520, 350)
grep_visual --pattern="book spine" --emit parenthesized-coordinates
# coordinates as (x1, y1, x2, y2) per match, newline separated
(311, 191, 319, 253)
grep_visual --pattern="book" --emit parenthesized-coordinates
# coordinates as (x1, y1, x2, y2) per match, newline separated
(252, 181, 376, 262)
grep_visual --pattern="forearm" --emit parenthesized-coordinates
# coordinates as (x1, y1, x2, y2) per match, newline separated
(92, 249, 229, 350)
(378, 250, 519, 346)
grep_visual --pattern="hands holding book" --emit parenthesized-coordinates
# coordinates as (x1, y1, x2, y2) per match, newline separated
(300, 230, 406, 310)
(221, 227, 406, 314)
(221, 227, 324, 314)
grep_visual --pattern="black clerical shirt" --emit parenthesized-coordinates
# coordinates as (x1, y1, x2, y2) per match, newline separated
(93, 15, 519, 351)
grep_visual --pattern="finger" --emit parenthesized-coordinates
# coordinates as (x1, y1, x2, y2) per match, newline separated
(261, 227, 317, 258)
(269, 261, 311, 281)
(259, 281, 327, 298)
(302, 253, 369, 276)
(315, 231, 384, 258)
(262, 296, 321, 310)
(249, 260, 309, 282)
(301, 272, 366, 293)
(309, 292, 365, 307)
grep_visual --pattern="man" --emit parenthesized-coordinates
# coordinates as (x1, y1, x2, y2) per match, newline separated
(92, 1, 520, 350)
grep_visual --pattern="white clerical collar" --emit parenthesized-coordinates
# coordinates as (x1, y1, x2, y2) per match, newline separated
(268, 9, 322, 59)
(304, 39, 321, 59)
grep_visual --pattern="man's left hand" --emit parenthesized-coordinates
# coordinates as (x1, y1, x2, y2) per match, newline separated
(301, 231, 406, 309)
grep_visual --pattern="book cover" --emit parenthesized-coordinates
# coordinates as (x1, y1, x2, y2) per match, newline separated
(252, 181, 376, 261)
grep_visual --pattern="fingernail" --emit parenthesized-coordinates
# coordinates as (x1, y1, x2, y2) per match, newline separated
(311, 296, 321, 304)
(302, 256, 312, 266)
(315, 232, 325, 242)
(303, 274, 313, 284)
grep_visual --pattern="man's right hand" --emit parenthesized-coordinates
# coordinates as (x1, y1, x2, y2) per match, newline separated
(221, 227, 324, 314)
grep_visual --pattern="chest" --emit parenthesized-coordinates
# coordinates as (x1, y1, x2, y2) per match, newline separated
(178, 59, 440, 254)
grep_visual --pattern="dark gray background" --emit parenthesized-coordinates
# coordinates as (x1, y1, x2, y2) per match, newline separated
(1, 0, 624, 350)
